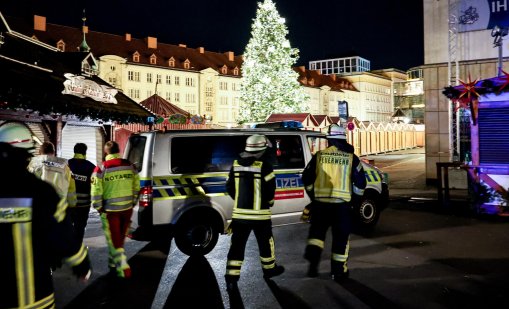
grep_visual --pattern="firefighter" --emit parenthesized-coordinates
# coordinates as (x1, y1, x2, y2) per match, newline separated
(302, 124, 366, 282)
(68, 143, 96, 244)
(28, 141, 77, 221)
(225, 134, 284, 289)
(91, 141, 140, 279)
(0, 122, 91, 309)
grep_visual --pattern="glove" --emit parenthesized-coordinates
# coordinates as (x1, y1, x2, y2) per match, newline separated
(300, 204, 312, 223)
(72, 254, 92, 282)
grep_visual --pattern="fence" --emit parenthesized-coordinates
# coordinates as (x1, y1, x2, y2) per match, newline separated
(304, 121, 425, 157)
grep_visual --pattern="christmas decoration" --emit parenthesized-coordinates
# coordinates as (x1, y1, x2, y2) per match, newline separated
(239, 0, 308, 123)
(498, 69, 509, 92)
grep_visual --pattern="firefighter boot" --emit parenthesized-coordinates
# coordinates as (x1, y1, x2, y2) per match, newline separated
(225, 274, 239, 291)
(263, 264, 285, 279)
(307, 263, 319, 278)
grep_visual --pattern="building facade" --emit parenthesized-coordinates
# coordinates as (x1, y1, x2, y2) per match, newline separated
(422, 0, 508, 182)
(309, 56, 371, 75)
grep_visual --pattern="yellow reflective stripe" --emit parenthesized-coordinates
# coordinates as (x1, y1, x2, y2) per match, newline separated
(53, 197, 68, 222)
(308, 238, 324, 249)
(227, 260, 243, 267)
(332, 253, 348, 262)
(231, 213, 272, 220)
(264, 172, 275, 182)
(262, 262, 275, 269)
(154, 179, 170, 198)
(269, 237, 275, 260)
(189, 177, 206, 195)
(14, 223, 35, 306)
(64, 243, 88, 267)
(226, 269, 241, 276)
(260, 256, 275, 263)
(24, 293, 55, 309)
(166, 178, 181, 196)
(233, 209, 271, 215)
(253, 177, 261, 210)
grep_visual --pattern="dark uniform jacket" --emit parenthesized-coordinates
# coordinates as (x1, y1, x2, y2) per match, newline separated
(0, 143, 89, 309)
(226, 153, 276, 221)
(68, 155, 96, 207)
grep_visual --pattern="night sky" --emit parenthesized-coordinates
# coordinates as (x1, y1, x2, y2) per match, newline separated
(1, 0, 423, 71)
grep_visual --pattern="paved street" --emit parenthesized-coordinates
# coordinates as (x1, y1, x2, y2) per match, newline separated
(54, 148, 509, 308)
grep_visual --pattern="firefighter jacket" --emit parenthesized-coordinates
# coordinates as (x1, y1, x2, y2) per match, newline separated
(28, 155, 77, 220)
(0, 144, 89, 309)
(303, 142, 366, 203)
(68, 154, 96, 208)
(91, 154, 140, 213)
(226, 153, 276, 221)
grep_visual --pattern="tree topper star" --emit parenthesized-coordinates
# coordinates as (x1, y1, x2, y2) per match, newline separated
(459, 75, 479, 99)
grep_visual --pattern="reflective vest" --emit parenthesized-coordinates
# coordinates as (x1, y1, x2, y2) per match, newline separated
(28, 155, 77, 221)
(228, 159, 276, 221)
(0, 173, 88, 309)
(68, 154, 96, 208)
(313, 146, 354, 202)
(91, 154, 140, 212)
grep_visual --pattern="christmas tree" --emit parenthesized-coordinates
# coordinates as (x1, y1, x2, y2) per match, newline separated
(239, 0, 308, 123)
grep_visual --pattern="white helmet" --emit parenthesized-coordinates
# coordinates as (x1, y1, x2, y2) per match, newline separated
(0, 122, 36, 150)
(245, 134, 268, 152)
(327, 124, 347, 140)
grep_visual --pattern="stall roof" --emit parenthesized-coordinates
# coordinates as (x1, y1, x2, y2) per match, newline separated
(0, 15, 154, 123)
(140, 94, 190, 117)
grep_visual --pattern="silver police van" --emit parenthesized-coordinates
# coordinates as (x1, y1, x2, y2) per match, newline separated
(126, 127, 389, 256)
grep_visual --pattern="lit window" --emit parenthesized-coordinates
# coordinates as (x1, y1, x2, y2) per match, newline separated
(166, 75, 171, 85)
(56, 39, 65, 51)
(184, 59, 190, 69)
(175, 92, 180, 102)
(150, 54, 157, 65)
(185, 77, 195, 87)
(233, 67, 239, 76)
(134, 72, 140, 82)
(221, 65, 228, 74)
(156, 74, 162, 84)
(169, 57, 175, 67)
(166, 92, 171, 101)
(128, 71, 134, 81)
(205, 87, 213, 97)
(133, 51, 140, 62)
(147, 73, 152, 83)
(175, 76, 180, 86)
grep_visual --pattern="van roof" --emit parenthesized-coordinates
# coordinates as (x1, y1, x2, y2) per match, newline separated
(134, 128, 325, 135)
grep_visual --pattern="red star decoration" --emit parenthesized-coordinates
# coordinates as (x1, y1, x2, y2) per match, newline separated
(498, 69, 509, 92)
(454, 98, 470, 112)
(458, 75, 479, 99)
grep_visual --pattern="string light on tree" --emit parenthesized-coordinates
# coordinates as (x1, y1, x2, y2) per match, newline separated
(239, 0, 308, 123)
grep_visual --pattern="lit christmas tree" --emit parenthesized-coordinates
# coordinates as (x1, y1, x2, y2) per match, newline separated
(239, 0, 308, 123)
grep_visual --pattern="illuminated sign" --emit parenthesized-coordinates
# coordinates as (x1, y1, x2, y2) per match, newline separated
(458, 0, 509, 32)
(62, 73, 118, 104)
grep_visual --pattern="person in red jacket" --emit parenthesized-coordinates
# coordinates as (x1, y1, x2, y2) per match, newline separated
(91, 141, 140, 279)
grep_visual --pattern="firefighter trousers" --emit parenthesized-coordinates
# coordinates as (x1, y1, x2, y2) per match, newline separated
(68, 206, 90, 244)
(304, 201, 352, 276)
(100, 208, 133, 278)
(225, 219, 277, 281)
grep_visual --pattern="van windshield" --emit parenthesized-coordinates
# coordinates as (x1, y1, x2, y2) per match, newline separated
(127, 135, 146, 172)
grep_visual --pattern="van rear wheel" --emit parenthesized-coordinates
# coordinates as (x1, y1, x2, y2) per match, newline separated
(175, 215, 219, 256)
(354, 194, 380, 233)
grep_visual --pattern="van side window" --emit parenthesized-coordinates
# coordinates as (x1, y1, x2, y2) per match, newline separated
(171, 136, 246, 173)
(127, 135, 147, 172)
(266, 135, 305, 169)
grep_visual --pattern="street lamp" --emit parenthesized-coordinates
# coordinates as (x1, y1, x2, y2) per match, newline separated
(491, 25, 508, 76)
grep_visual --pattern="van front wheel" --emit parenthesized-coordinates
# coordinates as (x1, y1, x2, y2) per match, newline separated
(175, 215, 219, 256)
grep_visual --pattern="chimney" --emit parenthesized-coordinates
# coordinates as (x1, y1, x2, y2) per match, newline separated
(82, 26, 89, 34)
(34, 15, 46, 32)
(178, 44, 187, 48)
(225, 51, 234, 62)
(146, 36, 157, 49)
(125, 33, 131, 41)
(197, 47, 205, 54)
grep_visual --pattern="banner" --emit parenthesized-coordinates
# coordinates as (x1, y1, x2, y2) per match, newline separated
(458, 0, 509, 32)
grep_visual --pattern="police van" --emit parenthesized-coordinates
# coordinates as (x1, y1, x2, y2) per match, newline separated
(125, 126, 389, 256)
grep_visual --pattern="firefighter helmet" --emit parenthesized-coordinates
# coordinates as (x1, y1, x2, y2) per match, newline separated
(0, 122, 36, 150)
(327, 124, 347, 140)
(245, 134, 268, 152)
